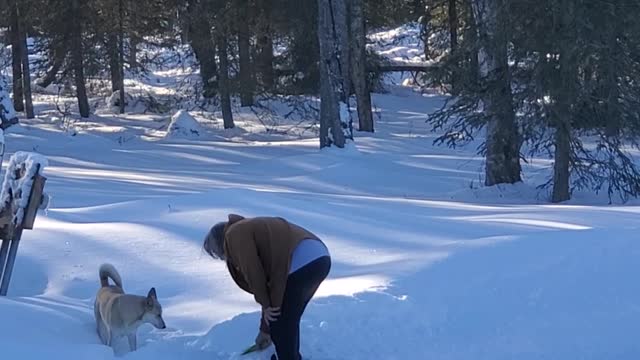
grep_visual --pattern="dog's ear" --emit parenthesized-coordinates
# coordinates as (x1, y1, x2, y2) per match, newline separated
(147, 287, 157, 300)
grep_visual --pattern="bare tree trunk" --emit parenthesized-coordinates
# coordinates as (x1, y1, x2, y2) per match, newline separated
(472, 0, 521, 186)
(449, 0, 459, 51)
(107, 34, 123, 92)
(118, 0, 126, 114)
(187, 0, 217, 98)
(604, 3, 621, 138)
(9, 2, 24, 112)
(551, 0, 577, 203)
(350, 0, 373, 132)
(466, 0, 479, 85)
(128, 0, 138, 71)
(19, 24, 34, 119)
(336, 0, 350, 102)
(13, 0, 34, 119)
(420, 4, 432, 60)
(256, 0, 274, 90)
(449, 0, 460, 91)
(317, 0, 349, 148)
(129, 37, 138, 71)
(552, 121, 571, 203)
(217, 34, 234, 129)
(237, 0, 254, 107)
(71, 0, 90, 118)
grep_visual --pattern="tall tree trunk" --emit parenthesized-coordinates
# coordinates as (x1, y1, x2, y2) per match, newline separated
(129, 37, 138, 71)
(187, 0, 217, 98)
(449, 0, 459, 51)
(237, 0, 254, 106)
(350, 0, 373, 132)
(118, 0, 126, 114)
(466, 0, 479, 85)
(9, 2, 24, 112)
(14, 0, 34, 119)
(317, 0, 349, 148)
(128, 1, 138, 71)
(420, 4, 432, 60)
(472, 0, 521, 186)
(550, 0, 578, 203)
(335, 0, 350, 102)
(71, 0, 90, 118)
(256, 0, 274, 90)
(217, 34, 234, 129)
(107, 34, 123, 92)
(604, 3, 621, 137)
(19, 24, 34, 119)
(552, 120, 571, 203)
(449, 0, 460, 91)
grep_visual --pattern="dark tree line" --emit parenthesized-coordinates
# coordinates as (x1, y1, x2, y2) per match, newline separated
(1, 0, 383, 147)
(2, 0, 639, 202)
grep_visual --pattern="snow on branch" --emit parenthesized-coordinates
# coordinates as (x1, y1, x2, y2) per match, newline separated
(0, 76, 19, 130)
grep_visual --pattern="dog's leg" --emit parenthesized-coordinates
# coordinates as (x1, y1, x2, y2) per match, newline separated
(98, 320, 109, 345)
(95, 306, 109, 345)
(105, 328, 112, 347)
(94, 305, 101, 339)
(127, 333, 137, 351)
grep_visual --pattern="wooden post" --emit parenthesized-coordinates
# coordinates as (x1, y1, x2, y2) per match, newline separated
(0, 240, 10, 282)
(0, 228, 23, 295)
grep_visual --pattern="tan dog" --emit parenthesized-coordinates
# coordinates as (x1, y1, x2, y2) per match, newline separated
(94, 263, 166, 353)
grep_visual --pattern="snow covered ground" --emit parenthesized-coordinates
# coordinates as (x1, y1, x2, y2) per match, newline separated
(1, 25, 639, 360)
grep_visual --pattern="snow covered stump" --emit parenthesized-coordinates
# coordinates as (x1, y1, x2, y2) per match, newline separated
(0, 152, 48, 296)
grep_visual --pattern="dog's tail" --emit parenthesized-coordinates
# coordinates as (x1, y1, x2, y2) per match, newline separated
(99, 263, 123, 288)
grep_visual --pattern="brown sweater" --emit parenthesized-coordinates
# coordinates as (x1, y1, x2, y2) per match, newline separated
(222, 214, 322, 330)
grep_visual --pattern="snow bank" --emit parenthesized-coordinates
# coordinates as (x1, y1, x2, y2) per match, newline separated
(165, 110, 202, 138)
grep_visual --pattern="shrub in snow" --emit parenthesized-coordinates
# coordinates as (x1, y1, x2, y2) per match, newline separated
(166, 110, 202, 138)
(0, 151, 48, 226)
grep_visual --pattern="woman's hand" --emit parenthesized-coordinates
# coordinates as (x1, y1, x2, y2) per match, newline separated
(255, 330, 272, 350)
(262, 306, 281, 323)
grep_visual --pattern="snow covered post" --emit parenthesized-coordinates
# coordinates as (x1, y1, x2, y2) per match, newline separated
(0, 152, 48, 296)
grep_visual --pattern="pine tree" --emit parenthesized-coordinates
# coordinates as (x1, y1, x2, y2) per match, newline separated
(428, 0, 521, 186)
